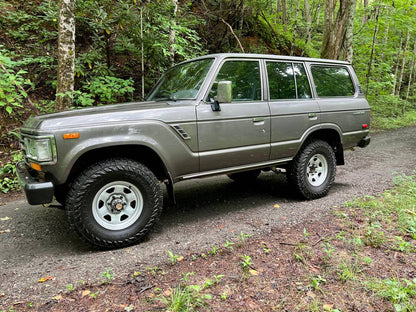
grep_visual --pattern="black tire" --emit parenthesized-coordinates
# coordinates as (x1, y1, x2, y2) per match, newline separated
(66, 158, 163, 249)
(228, 169, 261, 183)
(288, 140, 336, 199)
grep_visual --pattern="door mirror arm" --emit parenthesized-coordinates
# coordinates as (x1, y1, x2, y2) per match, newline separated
(211, 100, 221, 111)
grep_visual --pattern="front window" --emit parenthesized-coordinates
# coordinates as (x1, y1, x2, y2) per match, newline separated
(207, 60, 261, 102)
(147, 58, 214, 101)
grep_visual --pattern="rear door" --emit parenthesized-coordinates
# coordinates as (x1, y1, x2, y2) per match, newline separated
(197, 59, 271, 172)
(266, 61, 320, 160)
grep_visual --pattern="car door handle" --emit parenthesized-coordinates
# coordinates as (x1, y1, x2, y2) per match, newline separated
(308, 113, 318, 120)
(252, 117, 265, 125)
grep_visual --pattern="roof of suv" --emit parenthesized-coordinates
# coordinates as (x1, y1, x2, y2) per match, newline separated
(188, 53, 350, 65)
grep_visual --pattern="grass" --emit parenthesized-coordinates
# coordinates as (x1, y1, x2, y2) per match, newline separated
(371, 109, 416, 131)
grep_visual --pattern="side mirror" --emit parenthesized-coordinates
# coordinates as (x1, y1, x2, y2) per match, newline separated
(211, 81, 232, 112)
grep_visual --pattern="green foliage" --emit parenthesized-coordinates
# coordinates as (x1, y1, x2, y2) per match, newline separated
(168, 250, 182, 266)
(224, 240, 235, 251)
(81, 76, 135, 105)
(238, 231, 252, 242)
(158, 284, 211, 312)
(0, 47, 33, 117)
(347, 170, 416, 246)
(0, 150, 22, 193)
(337, 259, 362, 282)
(100, 268, 114, 283)
(239, 254, 253, 273)
(366, 278, 416, 311)
(308, 275, 326, 292)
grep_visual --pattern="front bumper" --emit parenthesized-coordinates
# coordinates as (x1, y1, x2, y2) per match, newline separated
(16, 161, 54, 205)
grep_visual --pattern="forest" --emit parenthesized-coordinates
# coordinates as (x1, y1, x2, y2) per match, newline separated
(0, 0, 416, 192)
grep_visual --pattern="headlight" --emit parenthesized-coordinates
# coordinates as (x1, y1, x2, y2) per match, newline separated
(22, 135, 56, 163)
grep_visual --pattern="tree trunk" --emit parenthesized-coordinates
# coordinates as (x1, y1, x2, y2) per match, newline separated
(169, 0, 178, 66)
(405, 36, 416, 102)
(362, 0, 369, 24)
(290, 0, 301, 55)
(321, 0, 336, 59)
(341, 0, 357, 62)
(304, 0, 312, 51)
(365, 5, 380, 95)
(140, 7, 145, 99)
(396, 30, 410, 97)
(321, 0, 357, 61)
(392, 35, 403, 96)
(281, 0, 288, 31)
(379, 21, 389, 65)
(56, 0, 75, 112)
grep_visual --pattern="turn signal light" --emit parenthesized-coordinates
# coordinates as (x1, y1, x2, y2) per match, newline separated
(30, 162, 42, 171)
(63, 133, 80, 139)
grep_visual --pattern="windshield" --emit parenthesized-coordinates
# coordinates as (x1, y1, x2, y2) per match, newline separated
(147, 58, 214, 101)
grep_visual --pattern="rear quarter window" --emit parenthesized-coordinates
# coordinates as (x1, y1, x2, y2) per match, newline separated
(311, 65, 355, 97)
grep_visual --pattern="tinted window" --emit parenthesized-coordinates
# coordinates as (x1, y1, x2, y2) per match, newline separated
(208, 61, 261, 102)
(294, 63, 312, 99)
(267, 62, 296, 99)
(148, 58, 214, 101)
(311, 66, 355, 97)
(267, 62, 311, 100)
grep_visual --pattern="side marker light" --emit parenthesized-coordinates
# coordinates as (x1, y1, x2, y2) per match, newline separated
(63, 133, 80, 139)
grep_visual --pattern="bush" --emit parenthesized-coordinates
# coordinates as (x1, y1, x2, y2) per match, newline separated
(0, 47, 33, 117)
(79, 76, 135, 106)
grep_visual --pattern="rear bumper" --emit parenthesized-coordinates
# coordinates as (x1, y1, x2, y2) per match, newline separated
(16, 161, 54, 205)
(358, 136, 371, 148)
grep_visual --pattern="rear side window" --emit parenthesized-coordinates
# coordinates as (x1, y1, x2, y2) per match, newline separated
(267, 62, 311, 100)
(311, 66, 355, 97)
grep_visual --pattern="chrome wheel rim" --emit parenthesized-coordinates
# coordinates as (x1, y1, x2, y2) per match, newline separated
(307, 154, 328, 187)
(92, 181, 143, 231)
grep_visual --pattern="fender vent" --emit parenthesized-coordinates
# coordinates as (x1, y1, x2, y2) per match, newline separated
(172, 125, 191, 140)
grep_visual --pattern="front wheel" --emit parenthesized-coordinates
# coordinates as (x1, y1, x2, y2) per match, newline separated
(66, 158, 163, 249)
(288, 140, 336, 199)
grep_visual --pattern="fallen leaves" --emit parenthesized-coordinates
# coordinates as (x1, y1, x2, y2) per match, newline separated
(0, 216, 11, 221)
(52, 295, 63, 301)
(0, 229, 10, 234)
(249, 269, 259, 276)
(273, 204, 280, 208)
(38, 276, 54, 283)
(81, 290, 91, 297)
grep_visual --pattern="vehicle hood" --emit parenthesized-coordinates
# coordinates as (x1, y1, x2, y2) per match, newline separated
(21, 101, 184, 132)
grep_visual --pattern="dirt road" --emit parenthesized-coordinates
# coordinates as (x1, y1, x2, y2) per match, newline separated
(1, 127, 415, 307)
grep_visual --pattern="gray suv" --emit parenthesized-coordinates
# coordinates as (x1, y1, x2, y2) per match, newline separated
(17, 53, 370, 248)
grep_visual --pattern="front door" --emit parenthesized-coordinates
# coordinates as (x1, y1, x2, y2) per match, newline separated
(197, 59, 271, 173)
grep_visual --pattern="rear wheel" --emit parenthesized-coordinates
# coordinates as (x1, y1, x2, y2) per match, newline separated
(66, 158, 163, 249)
(288, 140, 336, 199)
